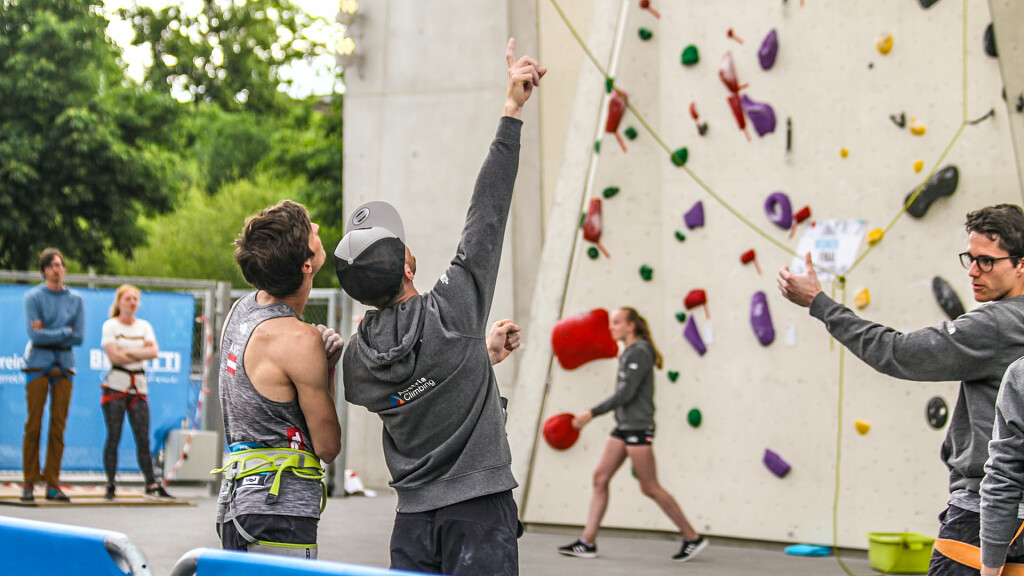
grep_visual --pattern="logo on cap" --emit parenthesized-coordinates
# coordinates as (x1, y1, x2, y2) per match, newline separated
(352, 207, 371, 226)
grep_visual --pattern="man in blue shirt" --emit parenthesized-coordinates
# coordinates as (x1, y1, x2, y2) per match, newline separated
(21, 248, 84, 502)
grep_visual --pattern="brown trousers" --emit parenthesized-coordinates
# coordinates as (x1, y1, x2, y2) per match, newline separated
(23, 368, 73, 485)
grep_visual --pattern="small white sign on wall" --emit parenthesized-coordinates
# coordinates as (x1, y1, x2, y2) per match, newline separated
(789, 220, 868, 281)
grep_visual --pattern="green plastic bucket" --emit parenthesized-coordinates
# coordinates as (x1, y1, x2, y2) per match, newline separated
(866, 532, 935, 574)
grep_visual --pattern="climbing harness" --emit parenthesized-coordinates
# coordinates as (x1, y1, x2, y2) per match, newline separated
(212, 444, 326, 558)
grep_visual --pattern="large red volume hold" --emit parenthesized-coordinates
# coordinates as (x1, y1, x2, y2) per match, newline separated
(551, 308, 619, 370)
(543, 413, 580, 450)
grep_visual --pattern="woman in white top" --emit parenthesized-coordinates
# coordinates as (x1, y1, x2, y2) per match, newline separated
(100, 284, 172, 499)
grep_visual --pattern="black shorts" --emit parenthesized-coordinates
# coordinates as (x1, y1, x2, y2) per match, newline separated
(390, 490, 522, 576)
(610, 427, 655, 446)
(218, 514, 318, 558)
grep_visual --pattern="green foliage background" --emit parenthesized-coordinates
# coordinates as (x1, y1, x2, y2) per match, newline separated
(0, 0, 344, 289)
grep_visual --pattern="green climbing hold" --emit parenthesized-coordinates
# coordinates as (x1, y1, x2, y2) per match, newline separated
(594, 140, 601, 153)
(639, 265, 653, 281)
(681, 45, 699, 66)
(602, 186, 620, 199)
(675, 311, 687, 323)
(671, 147, 689, 167)
(687, 408, 702, 428)
(604, 77, 615, 93)
(579, 212, 586, 227)
(631, 466, 637, 479)
(639, 28, 653, 41)
(587, 247, 600, 259)
(624, 126, 638, 140)
(674, 230, 686, 242)
(667, 370, 679, 382)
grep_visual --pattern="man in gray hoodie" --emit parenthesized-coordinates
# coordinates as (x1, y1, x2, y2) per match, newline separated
(777, 204, 1024, 576)
(333, 38, 544, 576)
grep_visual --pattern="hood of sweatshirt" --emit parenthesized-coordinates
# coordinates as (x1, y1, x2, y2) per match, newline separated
(352, 296, 426, 383)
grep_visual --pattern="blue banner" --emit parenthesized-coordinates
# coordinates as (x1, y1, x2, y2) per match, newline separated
(0, 285, 194, 473)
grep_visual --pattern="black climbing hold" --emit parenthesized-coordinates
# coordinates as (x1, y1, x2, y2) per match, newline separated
(904, 165, 959, 218)
(1017, 95, 1024, 113)
(786, 117, 792, 152)
(932, 277, 965, 320)
(918, 0, 940, 8)
(927, 396, 948, 429)
(967, 108, 995, 125)
(984, 23, 997, 58)
(868, 62, 874, 69)
(890, 112, 906, 128)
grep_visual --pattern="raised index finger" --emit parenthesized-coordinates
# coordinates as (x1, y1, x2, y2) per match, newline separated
(506, 37, 516, 68)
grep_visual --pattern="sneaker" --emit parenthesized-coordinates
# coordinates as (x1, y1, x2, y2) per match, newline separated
(673, 535, 708, 562)
(145, 484, 174, 499)
(19, 484, 34, 502)
(45, 486, 70, 502)
(104, 485, 116, 500)
(558, 538, 597, 559)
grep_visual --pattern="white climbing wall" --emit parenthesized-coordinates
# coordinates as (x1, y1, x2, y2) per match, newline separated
(521, 0, 1024, 548)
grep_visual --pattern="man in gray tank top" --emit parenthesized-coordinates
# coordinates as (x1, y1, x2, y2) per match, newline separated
(215, 200, 343, 558)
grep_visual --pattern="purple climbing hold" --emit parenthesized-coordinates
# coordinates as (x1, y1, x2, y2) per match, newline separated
(683, 316, 707, 356)
(741, 94, 776, 137)
(750, 291, 775, 346)
(759, 29, 778, 70)
(763, 448, 791, 478)
(684, 201, 704, 229)
(764, 191, 793, 229)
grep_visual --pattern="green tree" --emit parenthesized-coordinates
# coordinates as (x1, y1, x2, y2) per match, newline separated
(121, 0, 329, 113)
(0, 0, 184, 271)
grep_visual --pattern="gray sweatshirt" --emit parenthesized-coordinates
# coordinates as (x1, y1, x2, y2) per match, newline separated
(809, 293, 1024, 515)
(981, 359, 1024, 567)
(342, 117, 521, 513)
(591, 340, 656, 430)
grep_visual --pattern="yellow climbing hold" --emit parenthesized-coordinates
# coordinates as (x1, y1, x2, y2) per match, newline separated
(840, 148, 849, 158)
(909, 118, 926, 136)
(913, 160, 924, 173)
(855, 421, 871, 435)
(855, 288, 870, 309)
(867, 228, 884, 245)
(876, 34, 893, 55)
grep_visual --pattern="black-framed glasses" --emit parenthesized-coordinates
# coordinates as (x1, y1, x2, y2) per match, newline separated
(959, 252, 1020, 273)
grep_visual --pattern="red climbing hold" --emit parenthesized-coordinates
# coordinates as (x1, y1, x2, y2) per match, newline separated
(718, 52, 747, 94)
(582, 198, 611, 258)
(727, 93, 751, 142)
(727, 28, 744, 44)
(551, 308, 620, 370)
(543, 413, 580, 450)
(789, 205, 812, 238)
(605, 88, 629, 153)
(740, 249, 762, 274)
(684, 289, 710, 320)
(639, 0, 661, 19)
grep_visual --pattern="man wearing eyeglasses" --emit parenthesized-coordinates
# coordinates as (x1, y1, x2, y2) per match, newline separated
(777, 204, 1024, 576)
(20, 248, 85, 503)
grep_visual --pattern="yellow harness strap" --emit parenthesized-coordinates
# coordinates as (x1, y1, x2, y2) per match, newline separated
(211, 447, 327, 512)
(934, 520, 1024, 574)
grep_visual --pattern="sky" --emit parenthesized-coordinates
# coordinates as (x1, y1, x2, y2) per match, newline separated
(102, 0, 344, 98)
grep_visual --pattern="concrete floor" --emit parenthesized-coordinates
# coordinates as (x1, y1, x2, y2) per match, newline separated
(0, 483, 876, 576)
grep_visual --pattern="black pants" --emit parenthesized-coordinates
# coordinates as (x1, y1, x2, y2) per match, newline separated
(929, 505, 1024, 575)
(390, 491, 522, 576)
(101, 394, 155, 486)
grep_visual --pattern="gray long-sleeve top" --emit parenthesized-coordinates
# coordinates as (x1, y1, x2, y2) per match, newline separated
(591, 340, 656, 430)
(981, 359, 1024, 567)
(343, 117, 521, 513)
(809, 292, 1024, 515)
